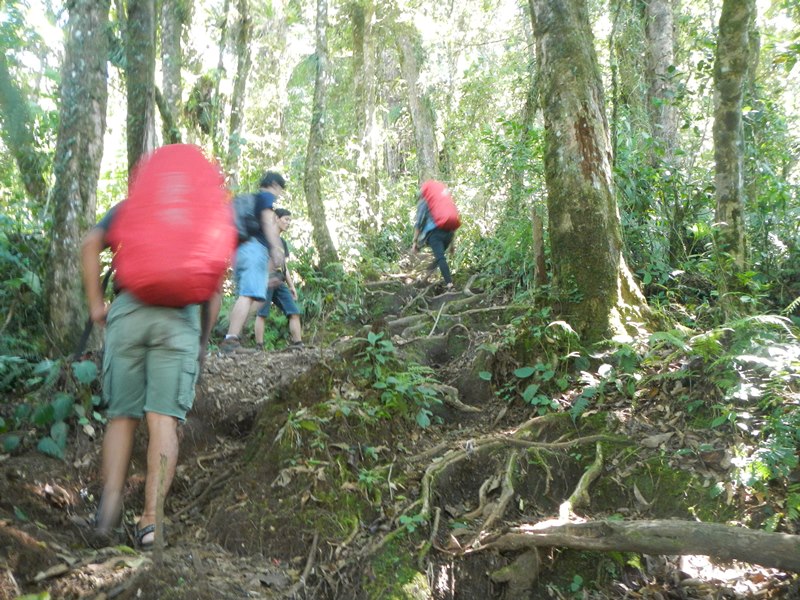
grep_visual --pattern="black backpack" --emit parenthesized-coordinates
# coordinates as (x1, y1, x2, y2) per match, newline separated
(232, 194, 261, 243)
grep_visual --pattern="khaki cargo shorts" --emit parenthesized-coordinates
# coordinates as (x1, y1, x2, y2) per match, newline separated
(102, 292, 200, 421)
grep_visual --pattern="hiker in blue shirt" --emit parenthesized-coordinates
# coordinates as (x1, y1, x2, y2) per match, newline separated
(220, 172, 286, 354)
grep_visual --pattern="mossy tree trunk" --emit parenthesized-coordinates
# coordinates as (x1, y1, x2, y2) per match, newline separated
(159, 0, 186, 144)
(530, 0, 647, 343)
(351, 0, 380, 230)
(0, 53, 48, 206)
(396, 24, 439, 182)
(226, 0, 252, 187)
(713, 0, 756, 272)
(48, 0, 110, 352)
(126, 0, 156, 171)
(304, 0, 339, 267)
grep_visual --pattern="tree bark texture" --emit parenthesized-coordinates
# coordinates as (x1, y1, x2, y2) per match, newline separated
(0, 53, 49, 206)
(48, 0, 110, 352)
(493, 519, 800, 573)
(396, 25, 439, 182)
(530, 0, 646, 342)
(226, 0, 252, 187)
(126, 0, 157, 171)
(159, 0, 185, 144)
(644, 0, 678, 161)
(304, 0, 339, 266)
(713, 0, 756, 270)
(351, 0, 380, 229)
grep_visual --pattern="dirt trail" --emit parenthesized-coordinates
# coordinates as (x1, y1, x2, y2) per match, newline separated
(1, 280, 798, 599)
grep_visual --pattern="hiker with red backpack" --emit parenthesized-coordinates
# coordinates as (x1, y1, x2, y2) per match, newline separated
(411, 180, 461, 289)
(80, 145, 236, 548)
(220, 172, 287, 354)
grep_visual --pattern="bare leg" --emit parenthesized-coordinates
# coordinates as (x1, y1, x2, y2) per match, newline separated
(96, 417, 139, 532)
(226, 295, 254, 338)
(288, 314, 302, 343)
(254, 315, 266, 345)
(138, 412, 180, 544)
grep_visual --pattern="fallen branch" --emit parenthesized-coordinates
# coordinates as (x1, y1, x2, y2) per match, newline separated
(485, 519, 800, 573)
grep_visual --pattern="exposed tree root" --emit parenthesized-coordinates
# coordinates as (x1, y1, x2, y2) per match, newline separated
(431, 383, 482, 413)
(283, 531, 320, 598)
(481, 520, 800, 573)
(559, 441, 603, 520)
(464, 450, 519, 548)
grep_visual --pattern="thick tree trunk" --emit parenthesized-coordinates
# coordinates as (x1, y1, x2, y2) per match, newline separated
(713, 0, 756, 271)
(396, 25, 439, 182)
(351, 0, 379, 229)
(492, 519, 800, 573)
(0, 54, 48, 206)
(304, 0, 339, 266)
(226, 0, 252, 187)
(530, 0, 647, 342)
(159, 0, 185, 144)
(48, 0, 110, 353)
(126, 0, 156, 171)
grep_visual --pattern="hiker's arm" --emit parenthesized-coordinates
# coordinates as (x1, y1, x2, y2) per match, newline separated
(449, 233, 456, 255)
(261, 209, 285, 266)
(412, 227, 420, 253)
(81, 227, 108, 326)
(198, 290, 221, 368)
(285, 266, 298, 299)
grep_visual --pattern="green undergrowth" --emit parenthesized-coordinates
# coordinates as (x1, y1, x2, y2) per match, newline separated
(362, 539, 431, 600)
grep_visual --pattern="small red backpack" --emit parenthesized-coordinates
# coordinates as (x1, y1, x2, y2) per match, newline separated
(107, 144, 237, 307)
(421, 180, 461, 231)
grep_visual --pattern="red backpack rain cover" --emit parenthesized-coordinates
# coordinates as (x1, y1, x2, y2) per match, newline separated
(107, 144, 236, 307)
(420, 180, 461, 231)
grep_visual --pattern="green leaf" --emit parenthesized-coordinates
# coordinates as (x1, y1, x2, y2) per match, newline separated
(416, 409, 431, 428)
(513, 366, 535, 378)
(51, 393, 74, 422)
(0, 416, 5, 433)
(37, 436, 64, 460)
(3, 435, 21, 452)
(13, 505, 29, 522)
(32, 404, 55, 427)
(21, 270, 42, 296)
(72, 360, 98, 385)
(50, 422, 68, 448)
(522, 384, 540, 403)
(478, 371, 492, 381)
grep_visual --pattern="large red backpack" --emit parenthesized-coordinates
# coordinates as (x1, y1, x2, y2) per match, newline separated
(420, 180, 461, 231)
(107, 144, 237, 307)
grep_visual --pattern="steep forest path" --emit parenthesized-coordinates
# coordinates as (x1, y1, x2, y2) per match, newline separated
(1, 275, 798, 599)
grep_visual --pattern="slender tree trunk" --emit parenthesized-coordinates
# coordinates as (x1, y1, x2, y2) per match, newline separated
(0, 53, 49, 206)
(396, 25, 439, 182)
(351, 0, 379, 229)
(304, 0, 338, 266)
(530, 0, 647, 342)
(212, 0, 231, 158)
(644, 0, 678, 160)
(713, 0, 756, 271)
(48, 0, 110, 352)
(226, 0, 252, 187)
(127, 0, 156, 171)
(159, 0, 185, 144)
